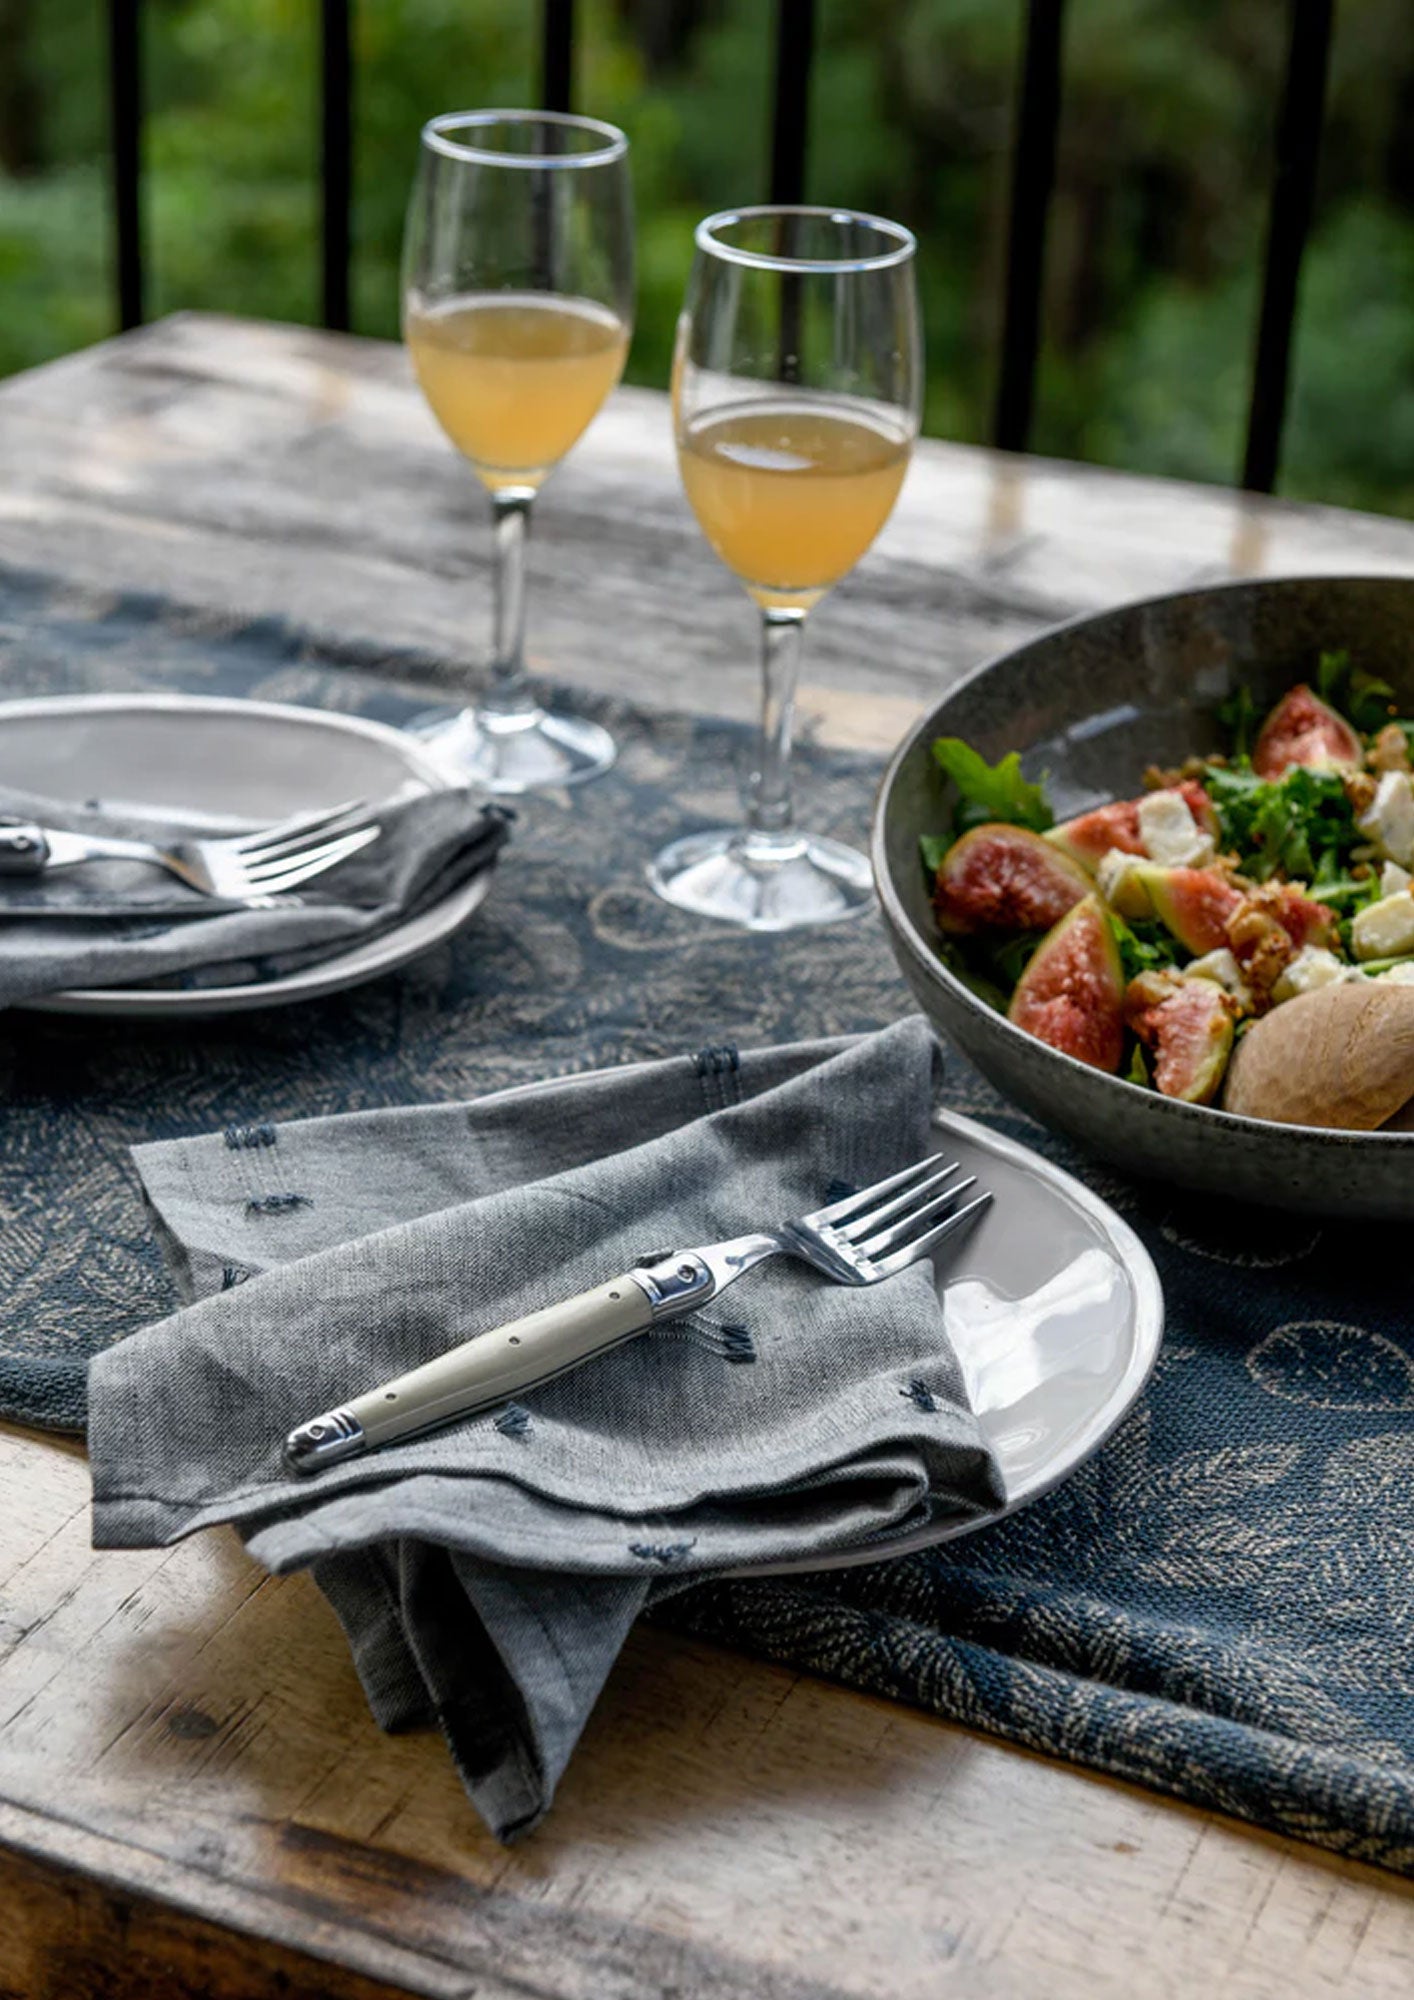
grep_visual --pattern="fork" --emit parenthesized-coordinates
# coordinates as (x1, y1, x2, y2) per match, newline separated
(284, 1152, 992, 1471)
(0, 800, 381, 902)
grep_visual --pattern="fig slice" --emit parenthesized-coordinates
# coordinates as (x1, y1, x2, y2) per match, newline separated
(1252, 684, 1362, 780)
(1137, 864, 1244, 955)
(1008, 894, 1125, 1072)
(933, 823, 1090, 936)
(1224, 979, 1414, 1128)
(1126, 974, 1235, 1104)
(1047, 780, 1216, 871)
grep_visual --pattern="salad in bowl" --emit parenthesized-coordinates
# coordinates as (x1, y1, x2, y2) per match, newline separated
(920, 652, 1414, 1131)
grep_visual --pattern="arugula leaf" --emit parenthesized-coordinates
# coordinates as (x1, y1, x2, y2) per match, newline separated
(1306, 848, 1382, 911)
(1316, 649, 1401, 734)
(1216, 684, 1258, 759)
(1202, 759, 1359, 884)
(1124, 1043, 1151, 1088)
(931, 737, 1053, 834)
(987, 932, 1041, 989)
(919, 833, 951, 877)
(931, 935, 1012, 1015)
(1109, 911, 1180, 982)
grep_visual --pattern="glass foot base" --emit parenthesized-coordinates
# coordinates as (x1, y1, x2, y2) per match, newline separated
(647, 828, 874, 932)
(406, 704, 616, 794)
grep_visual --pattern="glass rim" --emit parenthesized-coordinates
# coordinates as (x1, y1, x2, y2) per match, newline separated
(421, 109, 628, 170)
(694, 205, 916, 274)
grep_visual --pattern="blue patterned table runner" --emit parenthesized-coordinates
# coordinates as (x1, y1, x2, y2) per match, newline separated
(1, 565, 1410, 1871)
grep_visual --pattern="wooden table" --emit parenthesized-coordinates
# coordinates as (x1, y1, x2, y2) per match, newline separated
(1, 314, 1413, 2000)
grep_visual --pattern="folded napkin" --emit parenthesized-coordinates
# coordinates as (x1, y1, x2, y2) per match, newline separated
(88, 1017, 1004, 1837)
(0, 785, 510, 1006)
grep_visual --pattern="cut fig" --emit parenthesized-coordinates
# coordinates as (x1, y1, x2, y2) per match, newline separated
(1126, 975, 1235, 1104)
(1047, 780, 1216, 871)
(1008, 894, 1125, 1071)
(1137, 865, 1244, 955)
(1252, 684, 1362, 780)
(933, 823, 1090, 936)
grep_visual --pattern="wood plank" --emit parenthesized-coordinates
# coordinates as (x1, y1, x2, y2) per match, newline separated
(2, 317, 1414, 1996)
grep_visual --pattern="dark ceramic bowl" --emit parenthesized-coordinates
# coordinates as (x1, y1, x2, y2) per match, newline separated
(872, 575, 1414, 1219)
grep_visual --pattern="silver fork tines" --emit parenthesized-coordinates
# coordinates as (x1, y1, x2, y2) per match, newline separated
(766, 1151, 992, 1289)
(0, 797, 383, 901)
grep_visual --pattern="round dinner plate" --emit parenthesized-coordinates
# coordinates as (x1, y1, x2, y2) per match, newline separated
(469, 1066, 1164, 1572)
(0, 693, 490, 1017)
(760, 1106, 1162, 1572)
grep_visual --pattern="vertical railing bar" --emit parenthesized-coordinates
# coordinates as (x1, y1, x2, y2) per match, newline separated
(542, 0, 575, 114)
(320, 0, 352, 332)
(107, 0, 144, 332)
(991, 0, 1066, 454)
(1241, 0, 1334, 494)
(768, 0, 814, 206)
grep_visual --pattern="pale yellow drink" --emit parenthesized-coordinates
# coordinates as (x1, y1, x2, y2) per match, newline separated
(407, 293, 628, 491)
(678, 399, 910, 611)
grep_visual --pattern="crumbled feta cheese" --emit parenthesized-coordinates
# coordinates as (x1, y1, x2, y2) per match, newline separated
(1352, 891, 1414, 961)
(1380, 962, 1414, 985)
(1095, 846, 1150, 916)
(1381, 859, 1412, 898)
(1185, 948, 1252, 1007)
(1357, 771, 1414, 869)
(1271, 945, 1357, 1003)
(1136, 789, 1216, 868)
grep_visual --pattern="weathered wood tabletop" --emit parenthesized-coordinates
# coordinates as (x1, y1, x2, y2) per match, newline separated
(1, 313, 1413, 2000)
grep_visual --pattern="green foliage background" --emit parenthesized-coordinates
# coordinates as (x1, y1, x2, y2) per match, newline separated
(2, 0, 1413, 511)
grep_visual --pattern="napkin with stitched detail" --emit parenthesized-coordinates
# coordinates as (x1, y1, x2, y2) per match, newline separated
(0, 784, 510, 1006)
(87, 1017, 1004, 1839)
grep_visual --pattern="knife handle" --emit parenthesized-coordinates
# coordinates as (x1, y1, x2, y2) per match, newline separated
(0, 823, 49, 875)
(285, 1274, 661, 1471)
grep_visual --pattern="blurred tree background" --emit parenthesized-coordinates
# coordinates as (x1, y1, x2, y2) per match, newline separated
(1, 0, 1413, 511)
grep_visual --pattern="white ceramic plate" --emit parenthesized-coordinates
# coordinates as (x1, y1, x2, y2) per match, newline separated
(466, 1066, 1163, 1573)
(759, 1105, 1163, 1573)
(0, 693, 491, 1017)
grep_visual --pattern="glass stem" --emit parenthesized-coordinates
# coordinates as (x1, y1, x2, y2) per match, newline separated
(742, 606, 807, 857)
(483, 490, 536, 720)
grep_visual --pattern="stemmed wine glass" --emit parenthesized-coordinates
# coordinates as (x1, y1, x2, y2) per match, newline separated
(402, 111, 634, 792)
(649, 206, 922, 929)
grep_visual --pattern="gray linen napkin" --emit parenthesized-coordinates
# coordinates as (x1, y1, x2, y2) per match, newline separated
(0, 786, 510, 1006)
(88, 1017, 1004, 1836)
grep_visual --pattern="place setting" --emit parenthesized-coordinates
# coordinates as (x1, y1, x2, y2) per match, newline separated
(4, 98, 1414, 1917)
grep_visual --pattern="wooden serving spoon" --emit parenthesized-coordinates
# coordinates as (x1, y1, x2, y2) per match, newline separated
(1223, 979, 1414, 1130)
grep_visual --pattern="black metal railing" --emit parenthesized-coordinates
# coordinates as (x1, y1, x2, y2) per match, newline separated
(102, 0, 1337, 497)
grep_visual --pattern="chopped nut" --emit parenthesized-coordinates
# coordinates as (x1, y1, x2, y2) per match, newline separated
(1369, 724, 1411, 777)
(1224, 903, 1296, 1011)
(1343, 770, 1378, 815)
(1143, 764, 1183, 792)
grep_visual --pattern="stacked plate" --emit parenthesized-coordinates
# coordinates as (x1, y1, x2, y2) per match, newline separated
(0, 693, 491, 1017)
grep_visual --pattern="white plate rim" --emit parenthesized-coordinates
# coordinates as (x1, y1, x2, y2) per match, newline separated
(426, 1062, 1165, 1575)
(2, 692, 491, 1017)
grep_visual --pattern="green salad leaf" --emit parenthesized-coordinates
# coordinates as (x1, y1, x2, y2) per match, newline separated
(931, 737, 1053, 834)
(1109, 911, 1181, 982)
(931, 935, 1012, 1015)
(1124, 1043, 1151, 1087)
(988, 932, 1042, 989)
(1202, 759, 1360, 883)
(1216, 684, 1259, 759)
(1316, 648, 1401, 735)
(919, 833, 952, 876)
(1306, 847, 1382, 912)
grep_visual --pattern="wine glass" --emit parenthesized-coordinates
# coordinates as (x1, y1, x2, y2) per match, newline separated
(649, 206, 922, 930)
(402, 111, 634, 792)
